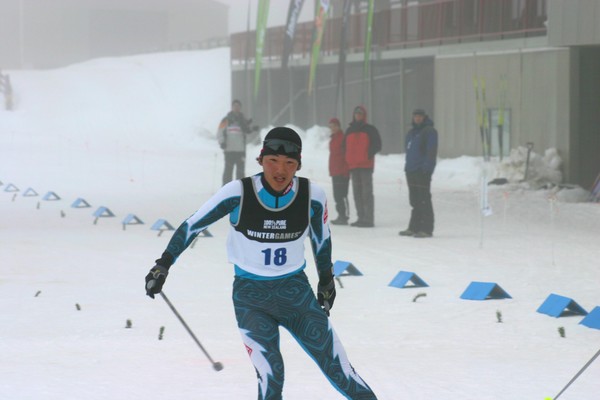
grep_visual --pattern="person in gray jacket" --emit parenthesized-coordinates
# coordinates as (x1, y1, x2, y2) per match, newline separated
(217, 99, 259, 185)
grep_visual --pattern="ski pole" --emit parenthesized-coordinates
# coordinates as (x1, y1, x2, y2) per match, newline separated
(473, 77, 486, 159)
(551, 347, 600, 400)
(523, 142, 534, 181)
(159, 291, 224, 372)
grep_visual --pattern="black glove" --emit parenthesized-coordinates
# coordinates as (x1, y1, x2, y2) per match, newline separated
(145, 264, 169, 298)
(317, 273, 336, 316)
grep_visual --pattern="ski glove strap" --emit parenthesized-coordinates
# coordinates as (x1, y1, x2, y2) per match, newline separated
(145, 264, 169, 298)
(317, 279, 336, 316)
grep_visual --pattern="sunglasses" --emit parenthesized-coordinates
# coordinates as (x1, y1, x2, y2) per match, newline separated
(263, 138, 301, 153)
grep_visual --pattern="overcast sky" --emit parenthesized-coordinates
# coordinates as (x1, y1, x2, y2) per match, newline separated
(215, 0, 315, 33)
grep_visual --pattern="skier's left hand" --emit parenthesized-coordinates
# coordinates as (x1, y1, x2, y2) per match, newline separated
(317, 275, 336, 316)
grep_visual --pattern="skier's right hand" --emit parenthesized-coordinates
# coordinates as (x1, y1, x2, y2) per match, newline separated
(145, 264, 168, 298)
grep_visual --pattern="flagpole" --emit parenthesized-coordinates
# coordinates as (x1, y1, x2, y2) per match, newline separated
(244, 0, 251, 114)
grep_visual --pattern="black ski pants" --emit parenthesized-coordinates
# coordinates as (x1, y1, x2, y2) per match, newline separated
(332, 175, 350, 221)
(406, 171, 434, 234)
(350, 168, 374, 225)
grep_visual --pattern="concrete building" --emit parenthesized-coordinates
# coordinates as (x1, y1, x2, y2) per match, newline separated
(0, 0, 228, 69)
(229, 0, 600, 188)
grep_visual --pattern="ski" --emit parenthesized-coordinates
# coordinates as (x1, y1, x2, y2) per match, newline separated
(473, 77, 486, 160)
(473, 77, 491, 161)
(480, 78, 492, 161)
(523, 142, 534, 181)
(590, 171, 600, 202)
(497, 74, 508, 161)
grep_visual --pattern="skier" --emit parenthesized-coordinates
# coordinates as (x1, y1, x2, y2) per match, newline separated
(145, 127, 378, 400)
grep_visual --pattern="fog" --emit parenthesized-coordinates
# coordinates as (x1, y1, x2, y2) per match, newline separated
(1, 47, 599, 400)
(0, 0, 232, 69)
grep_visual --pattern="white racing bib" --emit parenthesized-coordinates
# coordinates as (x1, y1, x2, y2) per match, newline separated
(226, 177, 310, 277)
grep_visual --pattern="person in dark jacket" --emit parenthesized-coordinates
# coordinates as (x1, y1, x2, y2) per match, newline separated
(399, 109, 438, 238)
(217, 99, 259, 185)
(344, 105, 381, 227)
(328, 118, 350, 225)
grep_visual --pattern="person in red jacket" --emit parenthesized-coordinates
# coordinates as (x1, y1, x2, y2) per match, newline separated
(344, 106, 381, 227)
(328, 118, 350, 225)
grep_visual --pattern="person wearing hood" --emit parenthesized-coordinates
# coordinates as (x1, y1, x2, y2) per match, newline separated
(399, 109, 438, 238)
(145, 127, 378, 400)
(344, 105, 381, 228)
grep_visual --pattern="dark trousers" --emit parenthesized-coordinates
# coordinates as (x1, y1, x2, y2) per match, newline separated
(350, 168, 374, 225)
(233, 272, 377, 400)
(223, 151, 245, 185)
(406, 171, 434, 234)
(331, 175, 350, 221)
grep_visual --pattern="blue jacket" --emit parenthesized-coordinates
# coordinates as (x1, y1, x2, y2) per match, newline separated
(404, 117, 438, 174)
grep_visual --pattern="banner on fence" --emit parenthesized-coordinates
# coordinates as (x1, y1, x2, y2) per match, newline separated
(254, 0, 270, 99)
(308, 0, 330, 94)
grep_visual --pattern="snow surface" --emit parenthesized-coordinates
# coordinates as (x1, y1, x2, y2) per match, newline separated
(1, 47, 599, 400)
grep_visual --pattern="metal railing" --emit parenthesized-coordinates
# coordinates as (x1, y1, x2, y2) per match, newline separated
(230, 0, 547, 64)
(164, 36, 230, 52)
(0, 69, 14, 110)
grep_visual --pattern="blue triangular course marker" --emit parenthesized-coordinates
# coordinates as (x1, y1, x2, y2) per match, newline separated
(536, 293, 588, 318)
(71, 198, 91, 208)
(151, 219, 175, 232)
(190, 229, 214, 248)
(151, 219, 175, 237)
(580, 306, 600, 330)
(92, 206, 115, 218)
(333, 260, 363, 277)
(388, 271, 429, 288)
(22, 187, 39, 197)
(42, 191, 61, 201)
(122, 213, 144, 226)
(201, 229, 213, 237)
(460, 281, 512, 300)
(4, 183, 19, 192)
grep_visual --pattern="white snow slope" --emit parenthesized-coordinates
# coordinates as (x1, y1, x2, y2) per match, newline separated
(1, 47, 599, 400)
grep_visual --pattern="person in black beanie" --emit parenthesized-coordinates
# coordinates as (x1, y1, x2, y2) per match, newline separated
(145, 126, 378, 400)
(399, 109, 438, 238)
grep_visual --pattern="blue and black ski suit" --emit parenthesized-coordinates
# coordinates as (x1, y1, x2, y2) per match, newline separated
(154, 173, 377, 400)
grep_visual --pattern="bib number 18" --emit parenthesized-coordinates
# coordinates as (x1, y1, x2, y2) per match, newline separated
(262, 247, 287, 266)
